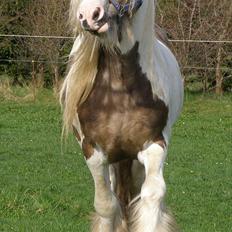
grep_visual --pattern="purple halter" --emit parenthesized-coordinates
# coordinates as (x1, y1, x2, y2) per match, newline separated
(110, 0, 143, 17)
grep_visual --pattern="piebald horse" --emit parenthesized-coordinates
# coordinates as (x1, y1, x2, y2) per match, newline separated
(60, 0, 183, 231)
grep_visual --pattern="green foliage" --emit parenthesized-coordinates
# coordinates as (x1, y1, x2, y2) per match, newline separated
(222, 55, 232, 92)
(0, 90, 232, 231)
(0, 0, 32, 81)
(0, 1, 71, 87)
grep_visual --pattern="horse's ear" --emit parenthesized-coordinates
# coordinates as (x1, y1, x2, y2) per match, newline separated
(130, 0, 144, 16)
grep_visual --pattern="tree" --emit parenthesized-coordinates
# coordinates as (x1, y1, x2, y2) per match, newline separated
(23, 0, 71, 90)
(215, 1, 232, 94)
(0, 0, 32, 82)
(157, 0, 232, 93)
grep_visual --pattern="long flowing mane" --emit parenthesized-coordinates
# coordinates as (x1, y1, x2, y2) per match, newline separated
(60, 33, 100, 133)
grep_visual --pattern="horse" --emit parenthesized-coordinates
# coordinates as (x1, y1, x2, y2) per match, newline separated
(60, 0, 184, 231)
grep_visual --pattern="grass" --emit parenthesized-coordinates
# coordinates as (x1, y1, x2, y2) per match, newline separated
(0, 89, 231, 231)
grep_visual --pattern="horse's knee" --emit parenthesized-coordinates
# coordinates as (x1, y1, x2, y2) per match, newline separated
(94, 194, 119, 218)
(141, 175, 166, 201)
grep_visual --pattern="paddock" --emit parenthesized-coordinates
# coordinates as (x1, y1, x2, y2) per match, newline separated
(0, 90, 231, 231)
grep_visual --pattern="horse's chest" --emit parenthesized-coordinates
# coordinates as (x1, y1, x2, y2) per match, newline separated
(78, 44, 168, 162)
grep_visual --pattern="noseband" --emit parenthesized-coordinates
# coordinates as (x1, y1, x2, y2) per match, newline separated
(110, 0, 143, 17)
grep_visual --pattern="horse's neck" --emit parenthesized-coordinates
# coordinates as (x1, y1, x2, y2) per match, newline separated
(120, 0, 155, 76)
(96, 43, 140, 87)
(120, 0, 155, 56)
(119, 1, 161, 96)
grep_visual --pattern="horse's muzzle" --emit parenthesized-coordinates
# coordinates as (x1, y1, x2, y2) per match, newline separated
(78, 3, 109, 34)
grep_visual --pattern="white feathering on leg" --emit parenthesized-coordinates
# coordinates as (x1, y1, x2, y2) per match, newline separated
(129, 143, 178, 232)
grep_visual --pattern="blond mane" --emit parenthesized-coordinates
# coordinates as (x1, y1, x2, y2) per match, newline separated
(60, 33, 100, 134)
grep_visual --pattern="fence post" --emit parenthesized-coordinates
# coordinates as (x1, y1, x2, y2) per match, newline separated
(32, 60, 36, 101)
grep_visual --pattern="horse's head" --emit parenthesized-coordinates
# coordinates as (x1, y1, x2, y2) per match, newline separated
(70, 0, 144, 45)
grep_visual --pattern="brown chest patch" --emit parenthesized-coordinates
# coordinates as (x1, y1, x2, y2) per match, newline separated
(78, 42, 168, 163)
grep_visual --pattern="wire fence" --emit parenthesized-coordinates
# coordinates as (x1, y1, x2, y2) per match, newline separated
(1, 33, 232, 92)
(1, 33, 232, 69)
(1, 33, 232, 43)
(0, 59, 231, 72)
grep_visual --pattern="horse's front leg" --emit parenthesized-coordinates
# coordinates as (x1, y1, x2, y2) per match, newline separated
(130, 142, 177, 232)
(83, 142, 124, 232)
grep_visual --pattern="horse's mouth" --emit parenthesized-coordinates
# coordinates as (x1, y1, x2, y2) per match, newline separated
(85, 22, 109, 36)
(96, 22, 109, 33)
(83, 14, 110, 35)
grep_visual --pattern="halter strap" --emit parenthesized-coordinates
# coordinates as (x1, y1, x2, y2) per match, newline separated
(110, 0, 143, 17)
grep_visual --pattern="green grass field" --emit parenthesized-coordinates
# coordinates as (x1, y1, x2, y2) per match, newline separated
(0, 89, 231, 232)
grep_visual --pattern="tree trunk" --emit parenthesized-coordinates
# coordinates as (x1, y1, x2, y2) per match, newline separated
(32, 60, 36, 101)
(37, 64, 44, 88)
(215, 1, 232, 95)
(215, 46, 223, 94)
(52, 64, 60, 92)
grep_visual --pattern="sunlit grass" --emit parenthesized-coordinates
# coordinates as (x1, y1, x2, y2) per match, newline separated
(0, 89, 231, 231)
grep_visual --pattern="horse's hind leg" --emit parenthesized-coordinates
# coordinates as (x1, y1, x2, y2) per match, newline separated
(130, 142, 177, 232)
(85, 145, 126, 232)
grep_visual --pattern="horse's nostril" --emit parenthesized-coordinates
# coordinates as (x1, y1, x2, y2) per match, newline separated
(92, 7, 101, 21)
(79, 13, 83, 20)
